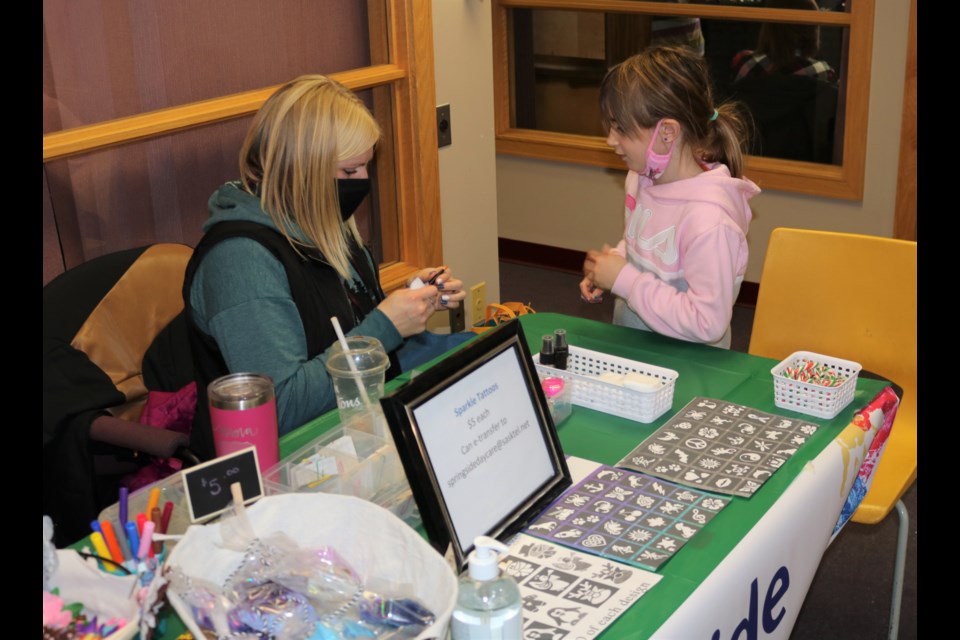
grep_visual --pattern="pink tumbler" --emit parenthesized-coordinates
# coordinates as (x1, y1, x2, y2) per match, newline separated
(208, 373, 279, 472)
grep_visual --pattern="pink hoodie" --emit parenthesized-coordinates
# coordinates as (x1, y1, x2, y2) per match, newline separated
(610, 164, 760, 348)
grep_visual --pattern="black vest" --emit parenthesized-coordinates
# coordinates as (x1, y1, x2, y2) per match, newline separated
(183, 221, 400, 460)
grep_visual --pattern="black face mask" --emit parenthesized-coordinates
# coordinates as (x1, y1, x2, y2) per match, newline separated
(336, 178, 371, 221)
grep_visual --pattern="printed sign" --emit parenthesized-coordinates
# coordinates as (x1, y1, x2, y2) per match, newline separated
(181, 446, 264, 522)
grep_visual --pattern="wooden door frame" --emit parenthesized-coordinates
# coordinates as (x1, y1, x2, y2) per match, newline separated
(893, 0, 916, 241)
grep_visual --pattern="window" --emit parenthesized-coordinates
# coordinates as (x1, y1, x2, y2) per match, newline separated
(492, 0, 874, 200)
(43, 0, 442, 289)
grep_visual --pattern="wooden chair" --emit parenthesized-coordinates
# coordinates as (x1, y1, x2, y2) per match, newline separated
(749, 228, 916, 640)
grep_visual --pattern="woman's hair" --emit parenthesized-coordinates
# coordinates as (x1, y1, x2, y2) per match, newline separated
(239, 74, 381, 279)
(600, 45, 751, 178)
(756, 0, 822, 70)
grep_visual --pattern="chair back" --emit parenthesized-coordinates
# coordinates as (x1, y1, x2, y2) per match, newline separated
(43, 243, 194, 543)
(69, 244, 193, 418)
(749, 228, 916, 523)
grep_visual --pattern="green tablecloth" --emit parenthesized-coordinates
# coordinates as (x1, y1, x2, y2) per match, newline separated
(152, 313, 892, 638)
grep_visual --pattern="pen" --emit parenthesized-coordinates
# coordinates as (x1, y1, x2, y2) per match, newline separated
(136, 513, 148, 535)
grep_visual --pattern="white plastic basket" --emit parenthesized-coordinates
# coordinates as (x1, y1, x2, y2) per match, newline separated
(534, 345, 678, 423)
(771, 350, 862, 419)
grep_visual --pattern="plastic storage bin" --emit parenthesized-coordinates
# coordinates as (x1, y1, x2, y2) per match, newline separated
(262, 426, 418, 524)
(771, 350, 862, 419)
(534, 345, 678, 423)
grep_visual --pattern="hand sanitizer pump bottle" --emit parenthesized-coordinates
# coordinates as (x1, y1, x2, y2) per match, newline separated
(451, 536, 523, 640)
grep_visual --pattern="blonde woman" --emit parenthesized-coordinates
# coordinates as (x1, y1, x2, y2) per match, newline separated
(184, 75, 469, 456)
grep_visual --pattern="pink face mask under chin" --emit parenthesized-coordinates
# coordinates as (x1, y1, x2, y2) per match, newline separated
(644, 120, 676, 180)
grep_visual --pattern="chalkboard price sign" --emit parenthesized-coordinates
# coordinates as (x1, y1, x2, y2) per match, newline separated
(181, 446, 264, 522)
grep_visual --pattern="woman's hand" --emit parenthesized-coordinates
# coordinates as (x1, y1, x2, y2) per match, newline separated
(413, 265, 467, 310)
(378, 286, 440, 338)
(583, 245, 627, 292)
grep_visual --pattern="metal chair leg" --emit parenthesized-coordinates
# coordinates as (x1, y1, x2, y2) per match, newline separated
(888, 498, 909, 640)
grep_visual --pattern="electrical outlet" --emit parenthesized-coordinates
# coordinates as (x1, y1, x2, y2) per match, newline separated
(436, 104, 452, 147)
(469, 282, 487, 326)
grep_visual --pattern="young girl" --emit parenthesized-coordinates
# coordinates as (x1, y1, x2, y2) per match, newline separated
(184, 75, 470, 456)
(580, 46, 760, 349)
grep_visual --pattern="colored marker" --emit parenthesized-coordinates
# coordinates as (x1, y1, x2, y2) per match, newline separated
(136, 513, 148, 535)
(138, 521, 155, 560)
(125, 521, 141, 560)
(160, 501, 174, 534)
(146, 487, 161, 520)
(119, 486, 129, 525)
(100, 520, 125, 564)
(90, 531, 113, 563)
(112, 525, 133, 567)
(90, 520, 104, 537)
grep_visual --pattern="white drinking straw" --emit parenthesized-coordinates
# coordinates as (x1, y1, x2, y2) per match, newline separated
(330, 316, 373, 409)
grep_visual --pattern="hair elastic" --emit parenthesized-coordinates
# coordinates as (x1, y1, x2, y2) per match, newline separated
(710, 109, 719, 122)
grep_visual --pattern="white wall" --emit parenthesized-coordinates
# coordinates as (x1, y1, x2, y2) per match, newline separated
(432, 0, 501, 327)
(495, 1, 913, 283)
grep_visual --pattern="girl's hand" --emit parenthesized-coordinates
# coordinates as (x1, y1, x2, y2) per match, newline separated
(583, 244, 627, 291)
(579, 277, 604, 304)
(413, 265, 467, 310)
(378, 286, 439, 337)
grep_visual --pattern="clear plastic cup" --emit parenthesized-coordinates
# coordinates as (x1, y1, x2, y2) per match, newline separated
(325, 336, 391, 433)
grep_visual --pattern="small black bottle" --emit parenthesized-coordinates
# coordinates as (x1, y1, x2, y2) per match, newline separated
(540, 335, 556, 366)
(554, 329, 569, 370)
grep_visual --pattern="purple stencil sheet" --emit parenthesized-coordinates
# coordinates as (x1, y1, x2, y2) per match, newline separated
(523, 465, 730, 571)
(616, 396, 820, 497)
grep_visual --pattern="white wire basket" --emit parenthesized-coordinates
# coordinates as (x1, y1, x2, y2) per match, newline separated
(771, 350, 862, 419)
(534, 345, 678, 423)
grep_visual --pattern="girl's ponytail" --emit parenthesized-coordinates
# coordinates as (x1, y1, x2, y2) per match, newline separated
(703, 102, 752, 179)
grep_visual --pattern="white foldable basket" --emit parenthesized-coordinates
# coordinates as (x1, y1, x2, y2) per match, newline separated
(534, 345, 678, 423)
(166, 493, 457, 640)
(771, 350, 862, 419)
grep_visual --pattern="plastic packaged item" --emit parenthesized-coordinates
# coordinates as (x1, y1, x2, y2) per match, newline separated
(451, 536, 522, 640)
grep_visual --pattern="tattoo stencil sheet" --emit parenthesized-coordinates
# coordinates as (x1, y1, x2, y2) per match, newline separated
(503, 533, 661, 639)
(524, 465, 729, 571)
(617, 397, 820, 498)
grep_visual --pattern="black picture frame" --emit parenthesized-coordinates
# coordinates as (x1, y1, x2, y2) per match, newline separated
(380, 319, 571, 571)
